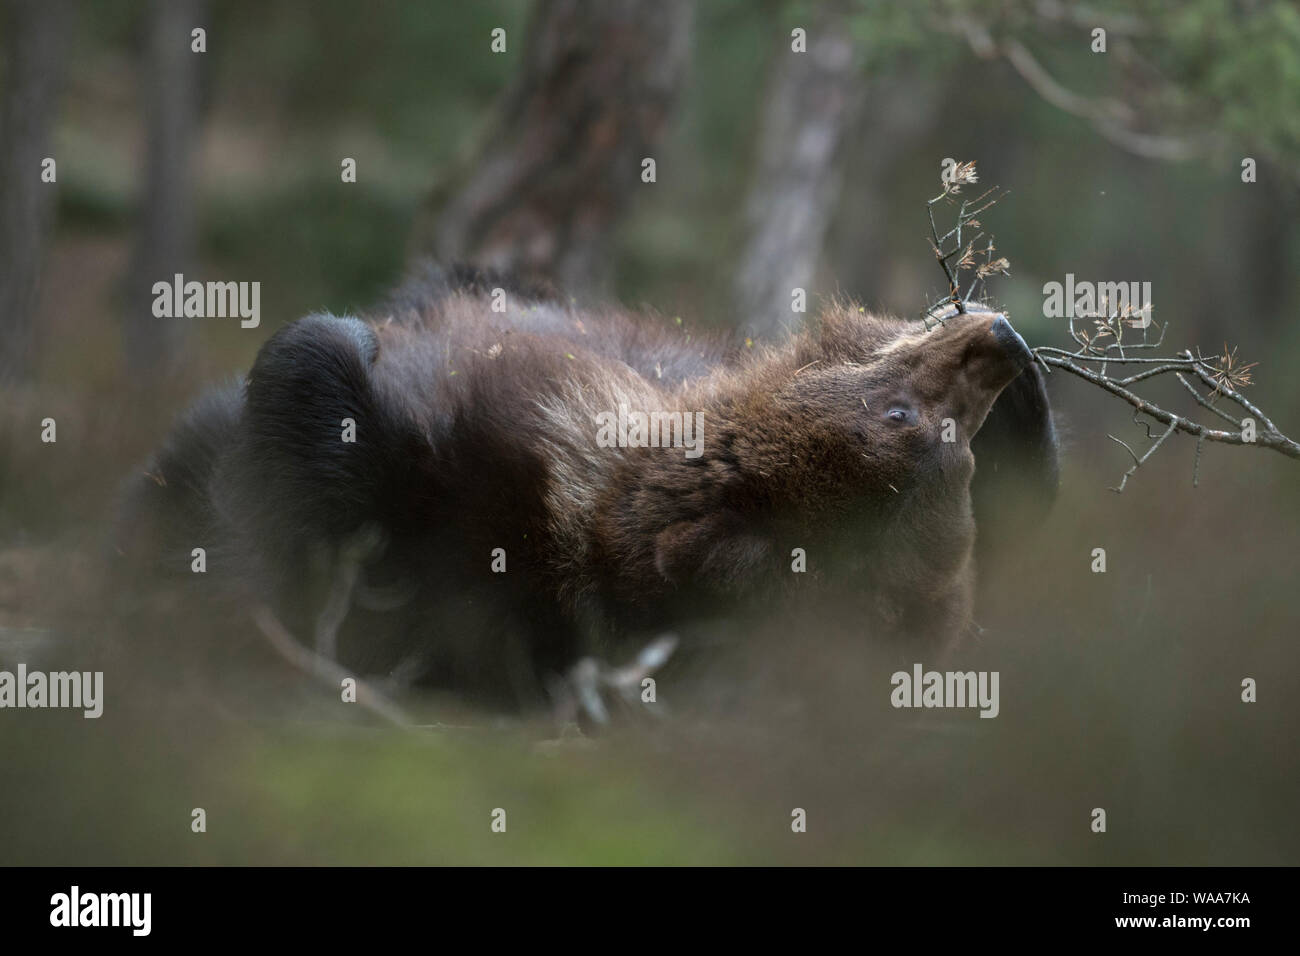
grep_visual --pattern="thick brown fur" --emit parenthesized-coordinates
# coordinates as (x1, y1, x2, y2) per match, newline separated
(116, 265, 1055, 707)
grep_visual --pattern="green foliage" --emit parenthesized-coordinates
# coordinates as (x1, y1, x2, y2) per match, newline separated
(843, 0, 1300, 159)
(202, 182, 414, 327)
(1156, 0, 1300, 158)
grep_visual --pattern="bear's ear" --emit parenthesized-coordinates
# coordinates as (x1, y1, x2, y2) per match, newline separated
(653, 511, 773, 592)
(970, 362, 1059, 574)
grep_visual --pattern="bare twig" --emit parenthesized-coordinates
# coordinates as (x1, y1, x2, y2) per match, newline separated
(314, 523, 387, 660)
(920, 170, 1298, 491)
(252, 604, 414, 728)
(1108, 420, 1177, 492)
(548, 633, 679, 728)
(1033, 346, 1300, 491)
(923, 161, 1010, 324)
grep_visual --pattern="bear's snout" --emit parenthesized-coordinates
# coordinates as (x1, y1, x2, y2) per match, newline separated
(989, 314, 1032, 371)
(912, 311, 1036, 437)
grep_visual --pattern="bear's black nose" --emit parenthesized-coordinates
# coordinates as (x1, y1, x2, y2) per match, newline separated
(990, 314, 1032, 369)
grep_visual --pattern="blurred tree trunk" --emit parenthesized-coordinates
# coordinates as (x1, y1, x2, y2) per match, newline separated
(124, 0, 206, 378)
(0, 0, 67, 384)
(733, 10, 862, 341)
(826, 64, 946, 309)
(414, 0, 693, 295)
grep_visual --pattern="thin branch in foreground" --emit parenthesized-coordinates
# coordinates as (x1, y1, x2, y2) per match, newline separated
(919, 171, 1298, 491)
(548, 634, 679, 728)
(1033, 344, 1299, 490)
(252, 604, 414, 729)
(1107, 420, 1177, 493)
(922, 161, 1010, 324)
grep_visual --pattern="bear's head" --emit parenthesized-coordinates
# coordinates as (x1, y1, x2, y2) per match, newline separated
(634, 305, 1037, 615)
(732, 304, 1033, 518)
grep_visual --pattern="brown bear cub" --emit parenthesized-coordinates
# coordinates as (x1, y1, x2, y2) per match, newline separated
(118, 265, 1057, 708)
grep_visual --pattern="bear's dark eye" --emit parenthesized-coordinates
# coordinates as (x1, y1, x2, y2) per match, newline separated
(886, 407, 911, 424)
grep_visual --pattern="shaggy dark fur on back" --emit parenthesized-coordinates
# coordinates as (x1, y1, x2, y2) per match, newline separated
(117, 264, 1057, 706)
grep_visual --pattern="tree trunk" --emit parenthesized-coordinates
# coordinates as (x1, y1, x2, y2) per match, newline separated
(123, 0, 205, 378)
(0, 0, 67, 383)
(415, 0, 694, 295)
(732, 10, 862, 341)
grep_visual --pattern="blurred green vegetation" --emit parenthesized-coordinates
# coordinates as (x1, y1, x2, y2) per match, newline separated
(2, 0, 1298, 865)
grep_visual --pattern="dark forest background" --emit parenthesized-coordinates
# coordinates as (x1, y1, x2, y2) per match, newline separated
(0, 0, 1298, 864)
